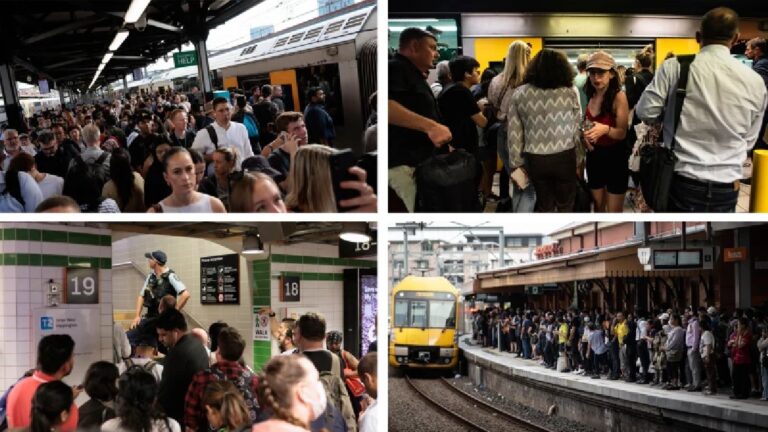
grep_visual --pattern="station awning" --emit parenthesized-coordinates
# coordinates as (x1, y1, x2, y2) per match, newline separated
(475, 246, 712, 293)
(1, 0, 263, 91)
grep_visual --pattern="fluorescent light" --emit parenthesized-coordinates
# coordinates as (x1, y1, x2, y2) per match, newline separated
(389, 18, 439, 23)
(339, 223, 371, 243)
(109, 30, 129, 51)
(101, 52, 113, 64)
(125, 0, 151, 24)
(242, 232, 265, 255)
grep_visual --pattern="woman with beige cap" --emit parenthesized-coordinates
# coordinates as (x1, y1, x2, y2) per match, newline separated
(583, 50, 629, 213)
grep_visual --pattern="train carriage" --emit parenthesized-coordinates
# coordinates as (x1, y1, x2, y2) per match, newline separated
(390, 276, 461, 370)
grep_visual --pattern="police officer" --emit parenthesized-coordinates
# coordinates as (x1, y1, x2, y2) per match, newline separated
(129, 250, 190, 334)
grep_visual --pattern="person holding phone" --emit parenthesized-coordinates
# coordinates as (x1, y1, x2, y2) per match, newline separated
(284, 144, 376, 212)
(260, 112, 307, 191)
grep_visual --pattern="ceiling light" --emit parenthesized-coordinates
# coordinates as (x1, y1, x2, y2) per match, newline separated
(125, 0, 152, 24)
(242, 232, 264, 255)
(109, 30, 130, 51)
(101, 52, 114, 64)
(339, 223, 371, 243)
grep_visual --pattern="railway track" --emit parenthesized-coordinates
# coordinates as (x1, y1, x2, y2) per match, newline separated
(403, 375, 556, 432)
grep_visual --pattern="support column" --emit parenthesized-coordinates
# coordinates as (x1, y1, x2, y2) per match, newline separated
(193, 39, 212, 95)
(0, 63, 22, 130)
(122, 75, 129, 96)
(734, 228, 751, 308)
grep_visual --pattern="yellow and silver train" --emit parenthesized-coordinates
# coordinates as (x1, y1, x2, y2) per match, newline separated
(389, 276, 460, 369)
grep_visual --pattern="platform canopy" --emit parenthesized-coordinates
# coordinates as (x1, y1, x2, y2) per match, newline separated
(0, 0, 263, 92)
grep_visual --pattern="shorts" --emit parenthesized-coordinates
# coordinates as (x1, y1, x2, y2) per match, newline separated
(586, 143, 629, 195)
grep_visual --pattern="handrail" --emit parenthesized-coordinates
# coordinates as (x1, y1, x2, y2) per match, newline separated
(112, 261, 205, 331)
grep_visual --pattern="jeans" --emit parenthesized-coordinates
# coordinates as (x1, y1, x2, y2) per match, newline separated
(639, 341, 651, 380)
(667, 173, 738, 213)
(521, 338, 532, 359)
(732, 363, 751, 398)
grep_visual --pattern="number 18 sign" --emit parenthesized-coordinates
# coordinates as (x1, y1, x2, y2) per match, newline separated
(280, 275, 300, 302)
(65, 267, 99, 304)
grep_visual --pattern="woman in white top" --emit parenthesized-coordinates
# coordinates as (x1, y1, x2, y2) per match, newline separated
(8, 152, 63, 200)
(148, 147, 226, 213)
(102, 368, 181, 432)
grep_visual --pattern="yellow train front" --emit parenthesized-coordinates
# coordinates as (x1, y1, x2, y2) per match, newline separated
(389, 276, 460, 370)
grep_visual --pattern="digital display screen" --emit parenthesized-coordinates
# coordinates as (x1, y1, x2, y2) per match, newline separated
(360, 274, 377, 357)
(677, 250, 702, 267)
(39, 80, 49, 94)
(653, 250, 677, 268)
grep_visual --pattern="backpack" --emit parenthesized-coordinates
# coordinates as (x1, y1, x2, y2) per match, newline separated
(318, 353, 357, 432)
(242, 114, 260, 139)
(205, 125, 219, 148)
(209, 366, 260, 425)
(63, 152, 109, 212)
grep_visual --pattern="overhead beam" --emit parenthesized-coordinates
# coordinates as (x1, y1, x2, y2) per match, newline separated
(104, 11, 182, 33)
(24, 14, 108, 45)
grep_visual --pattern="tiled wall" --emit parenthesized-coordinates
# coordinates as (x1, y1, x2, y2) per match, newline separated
(261, 243, 375, 370)
(0, 223, 113, 392)
(111, 234, 255, 369)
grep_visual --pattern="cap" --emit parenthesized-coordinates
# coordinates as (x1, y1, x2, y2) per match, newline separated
(658, 313, 670, 321)
(587, 51, 617, 71)
(144, 250, 167, 265)
(707, 306, 717, 315)
(19, 133, 29, 139)
(241, 155, 286, 183)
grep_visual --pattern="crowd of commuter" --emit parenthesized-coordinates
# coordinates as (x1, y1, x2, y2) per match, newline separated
(0, 85, 377, 213)
(471, 304, 768, 401)
(389, 7, 768, 213)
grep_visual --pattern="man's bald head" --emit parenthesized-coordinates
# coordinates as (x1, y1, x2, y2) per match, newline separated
(191, 327, 210, 348)
(699, 7, 739, 45)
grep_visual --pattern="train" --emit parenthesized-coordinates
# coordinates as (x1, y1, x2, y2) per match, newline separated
(389, 276, 461, 370)
(0, 95, 62, 126)
(112, 1, 376, 153)
(388, 13, 763, 75)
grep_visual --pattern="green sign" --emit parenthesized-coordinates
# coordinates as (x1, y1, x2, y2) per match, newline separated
(173, 51, 198, 68)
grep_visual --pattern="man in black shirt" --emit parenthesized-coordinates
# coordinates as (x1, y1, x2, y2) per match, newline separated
(388, 27, 451, 212)
(34, 129, 70, 178)
(438, 55, 487, 156)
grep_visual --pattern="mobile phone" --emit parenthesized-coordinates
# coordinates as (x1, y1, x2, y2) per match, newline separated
(329, 149, 359, 212)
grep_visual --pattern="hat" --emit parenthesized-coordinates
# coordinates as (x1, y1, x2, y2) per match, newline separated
(586, 51, 617, 71)
(19, 133, 29, 139)
(241, 155, 286, 183)
(658, 313, 670, 321)
(707, 306, 717, 315)
(144, 250, 167, 265)
(135, 110, 153, 123)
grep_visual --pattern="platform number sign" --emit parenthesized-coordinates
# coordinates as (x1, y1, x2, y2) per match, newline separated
(280, 275, 300, 302)
(66, 268, 99, 304)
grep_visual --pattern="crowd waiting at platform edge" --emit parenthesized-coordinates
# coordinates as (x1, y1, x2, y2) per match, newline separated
(389, 6, 768, 213)
(0, 83, 378, 213)
(0, 264, 378, 432)
(470, 303, 768, 401)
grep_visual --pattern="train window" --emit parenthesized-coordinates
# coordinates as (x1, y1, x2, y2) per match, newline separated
(394, 300, 409, 327)
(388, 17, 460, 62)
(429, 300, 456, 328)
(409, 301, 427, 327)
(304, 27, 322, 40)
(325, 20, 344, 35)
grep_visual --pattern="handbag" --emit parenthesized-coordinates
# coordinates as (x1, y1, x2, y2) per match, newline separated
(415, 148, 480, 212)
(639, 54, 695, 212)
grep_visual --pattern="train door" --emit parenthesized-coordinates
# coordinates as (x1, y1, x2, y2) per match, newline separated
(543, 39, 654, 70)
(295, 64, 344, 125)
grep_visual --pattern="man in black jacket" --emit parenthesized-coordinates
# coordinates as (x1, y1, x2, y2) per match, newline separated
(155, 309, 209, 425)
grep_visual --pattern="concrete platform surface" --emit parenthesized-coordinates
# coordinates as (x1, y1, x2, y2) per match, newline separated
(460, 338, 768, 430)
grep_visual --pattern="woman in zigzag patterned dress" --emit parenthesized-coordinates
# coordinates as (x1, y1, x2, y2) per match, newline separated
(506, 48, 584, 212)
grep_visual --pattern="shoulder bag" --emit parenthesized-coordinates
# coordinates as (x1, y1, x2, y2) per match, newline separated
(639, 54, 695, 212)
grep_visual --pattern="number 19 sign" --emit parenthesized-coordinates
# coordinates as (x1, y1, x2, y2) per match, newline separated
(280, 275, 300, 302)
(65, 267, 99, 304)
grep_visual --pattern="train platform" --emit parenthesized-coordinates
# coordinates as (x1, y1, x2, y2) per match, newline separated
(459, 337, 768, 432)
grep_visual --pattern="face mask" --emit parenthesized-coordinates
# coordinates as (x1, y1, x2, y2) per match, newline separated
(301, 380, 327, 420)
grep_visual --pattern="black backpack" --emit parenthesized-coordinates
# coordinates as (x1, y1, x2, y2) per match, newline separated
(62, 152, 110, 212)
(209, 366, 260, 425)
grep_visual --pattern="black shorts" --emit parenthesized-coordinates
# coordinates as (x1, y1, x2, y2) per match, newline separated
(586, 143, 629, 195)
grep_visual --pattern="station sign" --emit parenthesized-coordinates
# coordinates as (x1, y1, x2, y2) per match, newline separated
(200, 254, 240, 304)
(339, 234, 377, 258)
(280, 275, 301, 302)
(723, 247, 747, 262)
(173, 51, 198, 68)
(65, 267, 99, 304)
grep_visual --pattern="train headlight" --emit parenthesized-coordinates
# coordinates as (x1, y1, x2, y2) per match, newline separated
(394, 346, 408, 356)
(439, 348, 454, 358)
